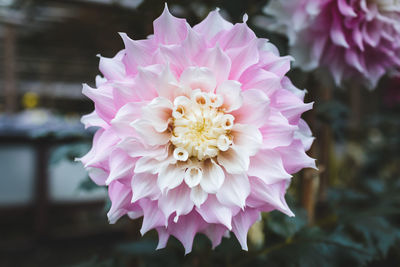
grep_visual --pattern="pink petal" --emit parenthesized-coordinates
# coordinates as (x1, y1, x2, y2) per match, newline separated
(231, 89, 270, 128)
(157, 163, 185, 192)
(156, 227, 170, 250)
(217, 22, 257, 50)
(231, 208, 260, 251)
(139, 198, 167, 235)
(107, 181, 138, 224)
(247, 177, 294, 216)
(202, 224, 229, 249)
(259, 109, 297, 149)
(193, 8, 233, 41)
(275, 140, 316, 174)
(82, 83, 116, 123)
(118, 138, 169, 160)
(239, 67, 281, 96)
(120, 33, 155, 74)
(227, 39, 259, 80)
(153, 4, 188, 45)
(81, 111, 108, 129)
(196, 195, 234, 229)
(198, 45, 231, 85)
(98, 51, 125, 80)
(330, 12, 349, 48)
(295, 119, 315, 151)
(111, 102, 147, 139)
(131, 119, 171, 146)
(248, 149, 292, 184)
(106, 149, 136, 185)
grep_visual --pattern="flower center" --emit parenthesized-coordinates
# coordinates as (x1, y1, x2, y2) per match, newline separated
(171, 90, 234, 161)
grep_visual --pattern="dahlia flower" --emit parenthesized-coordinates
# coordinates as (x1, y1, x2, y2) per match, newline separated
(79, 5, 315, 253)
(263, 0, 400, 88)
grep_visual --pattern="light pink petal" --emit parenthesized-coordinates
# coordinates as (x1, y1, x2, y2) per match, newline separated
(337, 0, 357, 17)
(239, 67, 281, 96)
(139, 198, 167, 235)
(159, 184, 194, 223)
(200, 159, 225, 194)
(216, 172, 250, 209)
(216, 80, 243, 112)
(182, 27, 207, 61)
(275, 140, 316, 174)
(107, 181, 137, 224)
(247, 177, 294, 217)
(217, 146, 249, 174)
(281, 76, 306, 100)
(131, 119, 171, 146)
(248, 149, 292, 184)
(156, 227, 170, 250)
(217, 22, 257, 50)
(98, 51, 125, 80)
(295, 119, 315, 151)
(179, 67, 217, 93)
(86, 166, 108, 186)
(271, 89, 313, 125)
(155, 64, 187, 100)
(231, 208, 261, 251)
(118, 137, 169, 160)
(231, 89, 270, 128)
(157, 164, 185, 192)
(111, 79, 141, 108)
(131, 172, 161, 203)
(81, 111, 108, 129)
(120, 33, 155, 74)
(227, 39, 259, 80)
(202, 224, 229, 249)
(82, 83, 116, 123)
(79, 129, 119, 168)
(157, 44, 191, 75)
(330, 12, 349, 48)
(193, 8, 233, 41)
(198, 45, 231, 85)
(153, 4, 188, 45)
(141, 97, 172, 132)
(134, 154, 175, 174)
(111, 102, 147, 139)
(133, 65, 163, 100)
(196, 195, 233, 229)
(106, 149, 136, 185)
(231, 124, 262, 156)
(167, 211, 206, 254)
(259, 52, 293, 78)
(259, 109, 297, 149)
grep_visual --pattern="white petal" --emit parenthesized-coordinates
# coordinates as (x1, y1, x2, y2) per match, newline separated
(217, 146, 249, 174)
(158, 184, 194, 222)
(200, 159, 225, 193)
(131, 172, 161, 203)
(231, 124, 262, 156)
(141, 97, 172, 132)
(190, 185, 208, 207)
(196, 195, 233, 229)
(131, 119, 171, 146)
(157, 164, 185, 192)
(179, 67, 217, 93)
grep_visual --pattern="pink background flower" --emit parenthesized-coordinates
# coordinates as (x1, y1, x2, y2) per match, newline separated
(264, 0, 400, 88)
(79, 5, 315, 253)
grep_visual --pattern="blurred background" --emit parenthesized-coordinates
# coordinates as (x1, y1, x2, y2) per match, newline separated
(0, 0, 399, 266)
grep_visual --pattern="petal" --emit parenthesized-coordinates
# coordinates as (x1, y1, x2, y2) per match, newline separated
(193, 8, 233, 41)
(155, 64, 187, 100)
(231, 89, 270, 128)
(247, 177, 294, 216)
(259, 109, 297, 149)
(81, 111, 108, 129)
(131, 172, 161, 203)
(118, 138, 169, 160)
(196, 195, 234, 229)
(190, 185, 208, 207)
(120, 33, 155, 74)
(141, 97, 173, 132)
(106, 149, 136, 185)
(86, 166, 108, 186)
(131, 119, 171, 146)
(98, 51, 125, 80)
(239, 67, 281, 96)
(217, 146, 249, 174)
(330, 12, 349, 48)
(158, 184, 194, 222)
(231, 124, 262, 156)
(231, 208, 260, 251)
(156, 227, 170, 250)
(111, 102, 147, 139)
(294, 119, 315, 151)
(216, 172, 250, 209)
(198, 45, 231, 85)
(107, 181, 137, 224)
(139, 198, 167, 235)
(153, 4, 188, 45)
(200, 159, 225, 193)
(82, 83, 116, 123)
(217, 22, 257, 50)
(157, 164, 185, 192)
(216, 80, 243, 112)
(275, 140, 316, 174)
(179, 67, 217, 93)
(226, 39, 259, 80)
(248, 149, 292, 184)
(202, 224, 229, 249)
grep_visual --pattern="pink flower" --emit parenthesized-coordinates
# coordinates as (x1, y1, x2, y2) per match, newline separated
(263, 0, 400, 88)
(78, 5, 315, 253)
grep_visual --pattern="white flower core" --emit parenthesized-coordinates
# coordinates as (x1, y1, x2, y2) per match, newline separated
(171, 90, 234, 161)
